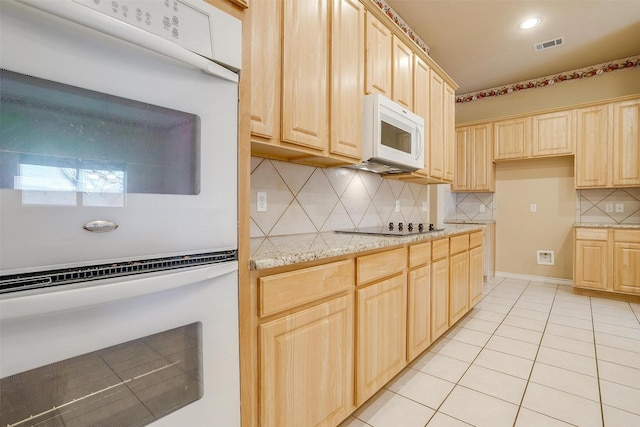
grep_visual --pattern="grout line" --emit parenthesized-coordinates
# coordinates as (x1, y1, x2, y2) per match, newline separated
(591, 296, 606, 427)
(511, 281, 558, 426)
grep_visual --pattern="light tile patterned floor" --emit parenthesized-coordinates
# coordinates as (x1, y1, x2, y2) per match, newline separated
(340, 277, 640, 427)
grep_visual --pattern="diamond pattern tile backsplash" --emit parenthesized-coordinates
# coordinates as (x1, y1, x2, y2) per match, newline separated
(577, 188, 640, 224)
(250, 157, 431, 237)
(444, 187, 496, 222)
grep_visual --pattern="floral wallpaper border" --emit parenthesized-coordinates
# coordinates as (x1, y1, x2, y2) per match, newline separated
(371, 0, 430, 54)
(456, 55, 640, 104)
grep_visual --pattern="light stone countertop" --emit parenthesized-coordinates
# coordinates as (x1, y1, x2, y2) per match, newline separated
(574, 223, 640, 229)
(250, 224, 485, 270)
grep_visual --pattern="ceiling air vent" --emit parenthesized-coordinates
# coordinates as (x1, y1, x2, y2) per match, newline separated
(533, 37, 565, 52)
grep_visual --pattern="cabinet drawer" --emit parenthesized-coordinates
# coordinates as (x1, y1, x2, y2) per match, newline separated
(450, 234, 470, 255)
(575, 228, 608, 241)
(409, 242, 431, 268)
(469, 231, 483, 248)
(358, 247, 406, 285)
(432, 239, 449, 261)
(259, 260, 355, 317)
(614, 229, 640, 243)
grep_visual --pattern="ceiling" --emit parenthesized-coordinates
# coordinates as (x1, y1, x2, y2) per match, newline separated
(384, 0, 640, 94)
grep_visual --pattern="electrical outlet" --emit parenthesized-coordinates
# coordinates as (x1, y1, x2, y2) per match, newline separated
(615, 203, 624, 213)
(422, 201, 428, 212)
(395, 200, 400, 212)
(605, 203, 613, 213)
(257, 192, 267, 212)
(530, 204, 537, 213)
(479, 204, 486, 213)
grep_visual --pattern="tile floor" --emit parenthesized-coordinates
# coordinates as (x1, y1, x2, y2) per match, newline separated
(340, 277, 640, 427)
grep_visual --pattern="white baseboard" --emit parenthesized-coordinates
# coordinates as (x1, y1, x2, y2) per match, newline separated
(494, 271, 573, 287)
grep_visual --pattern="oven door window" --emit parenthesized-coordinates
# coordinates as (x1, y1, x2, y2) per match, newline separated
(0, 69, 200, 207)
(0, 323, 203, 427)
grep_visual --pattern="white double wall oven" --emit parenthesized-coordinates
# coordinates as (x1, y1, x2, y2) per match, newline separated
(0, 0, 241, 425)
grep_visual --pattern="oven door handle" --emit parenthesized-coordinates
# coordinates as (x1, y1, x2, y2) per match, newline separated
(16, 0, 239, 83)
(0, 261, 238, 321)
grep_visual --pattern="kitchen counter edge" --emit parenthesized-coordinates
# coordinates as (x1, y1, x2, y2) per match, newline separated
(250, 225, 485, 270)
(573, 223, 640, 229)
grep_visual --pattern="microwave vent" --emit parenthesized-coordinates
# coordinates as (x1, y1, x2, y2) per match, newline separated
(533, 37, 565, 52)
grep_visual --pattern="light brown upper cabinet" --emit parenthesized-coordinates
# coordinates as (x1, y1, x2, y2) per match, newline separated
(575, 104, 612, 188)
(453, 123, 495, 192)
(330, 0, 365, 160)
(249, 0, 363, 166)
(613, 99, 640, 187)
(444, 83, 456, 182)
(532, 110, 574, 156)
(493, 110, 574, 161)
(280, 0, 329, 151)
(493, 117, 531, 160)
(249, 0, 280, 140)
(429, 72, 446, 179)
(576, 97, 640, 188)
(412, 57, 430, 174)
(391, 35, 413, 109)
(364, 11, 392, 97)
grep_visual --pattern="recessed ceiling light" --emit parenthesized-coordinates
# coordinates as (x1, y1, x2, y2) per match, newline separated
(518, 17, 542, 30)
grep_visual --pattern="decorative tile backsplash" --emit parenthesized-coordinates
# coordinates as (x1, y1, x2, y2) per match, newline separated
(577, 188, 640, 224)
(250, 157, 432, 237)
(444, 187, 496, 222)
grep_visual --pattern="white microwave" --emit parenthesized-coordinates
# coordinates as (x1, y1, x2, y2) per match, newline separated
(360, 93, 425, 174)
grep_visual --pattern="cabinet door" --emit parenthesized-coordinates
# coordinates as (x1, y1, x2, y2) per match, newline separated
(471, 124, 493, 191)
(613, 99, 640, 186)
(356, 274, 407, 405)
(429, 71, 445, 179)
(453, 127, 470, 191)
(449, 251, 469, 325)
(532, 110, 574, 157)
(469, 246, 484, 307)
(494, 117, 531, 160)
(575, 239, 609, 290)
(408, 265, 431, 361)
(249, 0, 280, 139)
(260, 294, 354, 427)
(413, 57, 430, 173)
(392, 35, 413, 109)
(430, 257, 449, 340)
(575, 105, 612, 188)
(330, 0, 364, 159)
(364, 11, 392, 96)
(613, 242, 640, 295)
(281, 0, 329, 151)
(444, 83, 456, 182)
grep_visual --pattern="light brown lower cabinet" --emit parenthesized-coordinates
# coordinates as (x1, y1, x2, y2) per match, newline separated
(244, 230, 484, 427)
(430, 238, 450, 341)
(356, 273, 407, 405)
(574, 227, 640, 297)
(449, 234, 470, 325)
(259, 294, 354, 427)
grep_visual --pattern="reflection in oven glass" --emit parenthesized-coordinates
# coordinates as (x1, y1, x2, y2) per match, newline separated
(0, 323, 203, 427)
(0, 68, 201, 207)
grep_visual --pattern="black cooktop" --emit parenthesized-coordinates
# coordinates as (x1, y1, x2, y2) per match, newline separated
(335, 223, 445, 237)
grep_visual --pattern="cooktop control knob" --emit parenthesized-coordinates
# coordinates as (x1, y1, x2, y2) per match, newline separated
(408, 223, 413, 231)
(418, 223, 424, 232)
(398, 222, 403, 230)
(428, 223, 436, 231)
(388, 222, 394, 230)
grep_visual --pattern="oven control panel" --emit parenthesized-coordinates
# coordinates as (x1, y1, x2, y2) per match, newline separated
(72, 0, 214, 60)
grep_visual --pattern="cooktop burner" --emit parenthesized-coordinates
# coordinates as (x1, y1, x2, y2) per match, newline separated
(335, 223, 445, 237)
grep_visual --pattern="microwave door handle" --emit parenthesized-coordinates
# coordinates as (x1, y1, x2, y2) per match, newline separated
(417, 127, 423, 160)
(16, 0, 239, 83)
